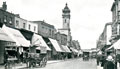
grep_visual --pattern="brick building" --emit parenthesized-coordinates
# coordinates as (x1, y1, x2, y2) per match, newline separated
(0, 2, 15, 28)
(32, 21, 56, 39)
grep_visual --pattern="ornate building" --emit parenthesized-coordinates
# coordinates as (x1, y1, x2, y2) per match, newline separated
(58, 3, 72, 47)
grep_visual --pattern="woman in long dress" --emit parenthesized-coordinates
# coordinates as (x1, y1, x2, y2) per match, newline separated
(104, 55, 116, 69)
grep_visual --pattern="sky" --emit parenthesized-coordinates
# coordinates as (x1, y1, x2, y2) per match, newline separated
(0, 0, 114, 49)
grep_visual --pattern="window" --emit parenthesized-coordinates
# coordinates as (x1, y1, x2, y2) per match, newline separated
(23, 23, 26, 29)
(118, 11, 120, 21)
(49, 29, 51, 35)
(4, 15, 7, 22)
(9, 17, 12, 24)
(34, 26, 36, 31)
(28, 24, 31, 30)
(52, 30, 54, 37)
(0, 18, 1, 23)
(16, 20, 19, 27)
(65, 19, 66, 23)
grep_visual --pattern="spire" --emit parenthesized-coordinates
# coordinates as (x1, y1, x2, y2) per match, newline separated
(62, 3, 70, 13)
(66, 3, 67, 6)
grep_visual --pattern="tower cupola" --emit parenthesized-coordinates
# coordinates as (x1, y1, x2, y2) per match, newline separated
(62, 3, 70, 13)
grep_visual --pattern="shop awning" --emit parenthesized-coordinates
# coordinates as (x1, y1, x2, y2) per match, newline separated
(107, 39, 120, 50)
(31, 33, 51, 51)
(2, 25, 30, 47)
(0, 28, 14, 42)
(112, 39, 120, 49)
(61, 45, 71, 53)
(49, 38, 63, 52)
(70, 47, 78, 53)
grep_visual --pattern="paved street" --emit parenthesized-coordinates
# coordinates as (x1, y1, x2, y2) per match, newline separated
(21, 58, 97, 69)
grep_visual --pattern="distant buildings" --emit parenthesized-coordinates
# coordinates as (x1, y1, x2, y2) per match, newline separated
(96, 0, 120, 55)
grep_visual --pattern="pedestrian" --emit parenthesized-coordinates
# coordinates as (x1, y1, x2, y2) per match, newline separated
(103, 55, 116, 69)
(96, 55, 100, 65)
(100, 54, 106, 67)
(20, 52, 23, 65)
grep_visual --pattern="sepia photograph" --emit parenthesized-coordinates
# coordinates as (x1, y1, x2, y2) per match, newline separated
(0, 0, 119, 69)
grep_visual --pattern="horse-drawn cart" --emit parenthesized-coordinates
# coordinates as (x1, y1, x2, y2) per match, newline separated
(27, 46, 47, 68)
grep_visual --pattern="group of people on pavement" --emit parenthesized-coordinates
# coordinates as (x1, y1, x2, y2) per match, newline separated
(96, 51, 117, 69)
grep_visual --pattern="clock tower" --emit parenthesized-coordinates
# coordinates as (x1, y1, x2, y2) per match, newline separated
(62, 3, 70, 31)
(58, 3, 72, 47)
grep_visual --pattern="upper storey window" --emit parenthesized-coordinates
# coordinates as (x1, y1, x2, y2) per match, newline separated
(23, 23, 26, 29)
(118, 11, 120, 21)
(28, 24, 31, 30)
(4, 15, 7, 22)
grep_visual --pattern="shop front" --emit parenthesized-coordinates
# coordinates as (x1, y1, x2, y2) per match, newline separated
(70, 47, 78, 58)
(49, 38, 64, 60)
(2, 25, 30, 63)
(0, 28, 16, 64)
(31, 33, 51, 60)
(106, 39, 120, 67)
(61, 45, 71, 59)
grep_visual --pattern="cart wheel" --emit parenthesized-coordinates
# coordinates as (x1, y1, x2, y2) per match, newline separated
(40, 60, 43, 67)
(43, 57, 47, 67)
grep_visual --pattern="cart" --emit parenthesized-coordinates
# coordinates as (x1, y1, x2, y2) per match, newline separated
(83, 52, 89, 61)
(27, 46, 47, 68)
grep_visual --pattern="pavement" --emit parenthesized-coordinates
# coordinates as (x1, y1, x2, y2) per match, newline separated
(97, 62, 120, 69)
(0, 59, 72, 69)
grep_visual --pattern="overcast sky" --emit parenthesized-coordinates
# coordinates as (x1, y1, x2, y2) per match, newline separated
(0, 0, 114, 49)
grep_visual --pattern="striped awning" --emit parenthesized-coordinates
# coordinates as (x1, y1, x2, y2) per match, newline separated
(2, 25, 30, 47)
(49, 38, 63, 52)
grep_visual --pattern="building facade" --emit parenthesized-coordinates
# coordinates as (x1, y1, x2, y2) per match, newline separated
(26, 21, 38, 33)
(14, 15, 27, 29)
(97, 23, 112, 51)
(58, 3, 72, 47)
(0, 2, 15, 28)
(110, 0, 120, 44)
(55, 32, 67, 45)
(32, 21, 56, 39)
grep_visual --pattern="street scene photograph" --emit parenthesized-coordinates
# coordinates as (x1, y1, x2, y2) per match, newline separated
(0, 0, 120, 69)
